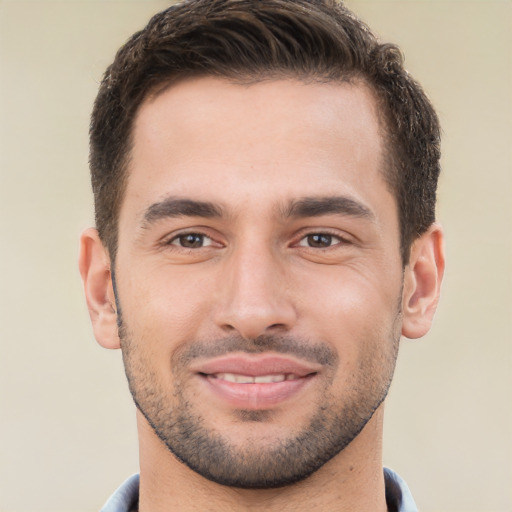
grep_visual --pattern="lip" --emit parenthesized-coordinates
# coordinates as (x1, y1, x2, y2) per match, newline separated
(191, 354, 320, 409)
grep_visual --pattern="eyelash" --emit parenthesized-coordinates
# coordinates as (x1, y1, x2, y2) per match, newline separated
(296, 232, 347, 249)
(165, 232, 217, 249)
(294, 229, 352, 250)
(163, 229, 350, 251)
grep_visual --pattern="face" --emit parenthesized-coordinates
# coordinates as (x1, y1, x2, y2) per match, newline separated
(114, 77, 404, 487)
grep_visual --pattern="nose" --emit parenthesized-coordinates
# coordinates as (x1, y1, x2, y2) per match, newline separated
(213, 242, 297, 340)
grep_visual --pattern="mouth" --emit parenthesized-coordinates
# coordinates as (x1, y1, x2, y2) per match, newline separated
(208, 372, 304, 383)
(192, 354, 320, 409)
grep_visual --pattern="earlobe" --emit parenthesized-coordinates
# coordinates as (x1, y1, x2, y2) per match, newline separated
(401, 224, 445, 339)
(78, 228, 121, 349)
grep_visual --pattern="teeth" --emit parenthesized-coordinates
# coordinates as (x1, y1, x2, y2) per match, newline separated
(216, 373, 255, 384)
(214, 373, 299, 383)
(254, 374, 285, 383)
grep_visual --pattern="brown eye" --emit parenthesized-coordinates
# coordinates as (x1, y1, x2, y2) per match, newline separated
(305, 234, 333, 248)
(171, 233, 211, 248)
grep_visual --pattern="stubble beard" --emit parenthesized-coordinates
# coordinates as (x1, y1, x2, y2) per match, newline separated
(117, 309, 401, 490)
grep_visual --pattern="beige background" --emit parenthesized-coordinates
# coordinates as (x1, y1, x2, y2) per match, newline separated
(0, 1, 510, 511)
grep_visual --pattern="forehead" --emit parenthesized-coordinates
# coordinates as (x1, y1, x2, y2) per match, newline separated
(123, 77, 388, 223)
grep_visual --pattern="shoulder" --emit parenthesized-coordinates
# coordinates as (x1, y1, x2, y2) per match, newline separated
(384, 467, 418, 512)
(100, 474, 139, 512)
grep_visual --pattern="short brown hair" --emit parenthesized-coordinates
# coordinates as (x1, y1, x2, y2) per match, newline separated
(90, 0, 441, 263)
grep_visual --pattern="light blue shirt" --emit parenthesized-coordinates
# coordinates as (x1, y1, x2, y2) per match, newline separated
(101, 468, 418, 511)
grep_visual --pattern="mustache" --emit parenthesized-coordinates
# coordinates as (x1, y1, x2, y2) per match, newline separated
(172, 335, 338, 368)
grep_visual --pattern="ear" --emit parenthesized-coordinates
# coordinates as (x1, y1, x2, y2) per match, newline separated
(401, 224, 445, 339)
(78, 228, 120, 349)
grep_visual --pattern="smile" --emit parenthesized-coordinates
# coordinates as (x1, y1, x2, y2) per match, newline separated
(192, 354, 320, 409)
(210, 373, 302, 383)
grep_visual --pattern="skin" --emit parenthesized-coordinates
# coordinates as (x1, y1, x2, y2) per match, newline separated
(79, 77, 444, 511)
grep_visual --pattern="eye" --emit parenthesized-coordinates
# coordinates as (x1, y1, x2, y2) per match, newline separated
(169, 233, 213, 248)
(297, 233, 344, 248)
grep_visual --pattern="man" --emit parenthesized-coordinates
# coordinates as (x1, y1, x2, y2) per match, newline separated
(79, 0, 444, 510)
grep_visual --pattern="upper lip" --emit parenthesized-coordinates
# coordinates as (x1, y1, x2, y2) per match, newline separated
(190, 353, 321, 377)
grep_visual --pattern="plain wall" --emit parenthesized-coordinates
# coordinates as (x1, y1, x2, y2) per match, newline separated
(0, 1, 510, 511)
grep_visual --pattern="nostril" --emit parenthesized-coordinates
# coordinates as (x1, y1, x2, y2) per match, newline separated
(214, 298, 297, 341)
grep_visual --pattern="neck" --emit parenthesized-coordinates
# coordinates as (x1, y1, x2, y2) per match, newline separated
(136, 406, 388, 512)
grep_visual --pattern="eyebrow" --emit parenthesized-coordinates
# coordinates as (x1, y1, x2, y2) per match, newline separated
(142, 197, 223, 227)
(283, 196, 375, 221)
(141, 194, 374, 228)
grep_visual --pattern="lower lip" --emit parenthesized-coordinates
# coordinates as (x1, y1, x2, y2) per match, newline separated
(200, 374, 315, 409)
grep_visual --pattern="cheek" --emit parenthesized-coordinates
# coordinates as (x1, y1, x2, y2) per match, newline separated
(296, 269, 401, 400)
(119, 261, 216, 336)
(296, 264, 402, 351)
